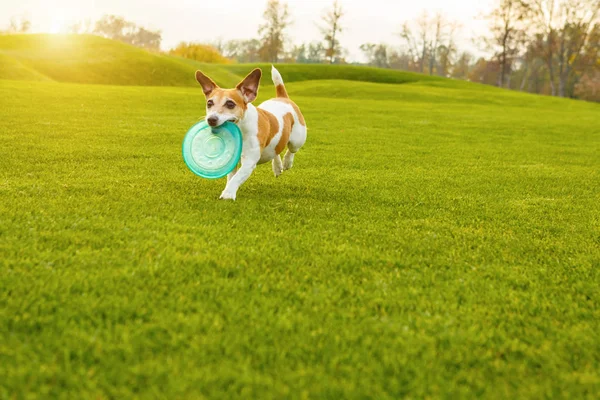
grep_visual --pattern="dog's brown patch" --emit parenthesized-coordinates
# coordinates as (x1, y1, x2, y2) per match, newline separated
(273, 98, 306, 126)
(275, 113, 294, 154)
(224, 89, 247, 110)
(256, 108, 280, 149)
(276, 84, 289, 99)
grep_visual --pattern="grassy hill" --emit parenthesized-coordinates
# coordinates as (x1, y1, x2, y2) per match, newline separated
(0, 34, 450, 88)
(1, 34, 600, 399)
(0, 34, 203, 86)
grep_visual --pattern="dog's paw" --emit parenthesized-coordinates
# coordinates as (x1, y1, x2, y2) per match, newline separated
(219, 190, 237, 201)
(272, 158, 283, 177)
(283, 155, 294, 170)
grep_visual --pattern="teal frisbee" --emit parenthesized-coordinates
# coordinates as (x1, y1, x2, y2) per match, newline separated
(182, 120, 242, 179)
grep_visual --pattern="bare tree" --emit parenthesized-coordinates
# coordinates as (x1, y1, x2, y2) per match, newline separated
(428, 13, 446, 75)
(222, 39, 262, 63)
(308, 42, 326, 63)
(399, 22, 421, 72)
(68, 19, 94, 34)
(417, 12, 429, 73)
(400, 12, 430, 73)
(94, 15, 134, 41)
(518, 44, 535, 90)
(400, 12, 458, 75)
(436, 19, 459, 77)
(360, 43, 389, 68)
(320, 1, 344, 64)
(437, 43, 456, 77)
(94, 15, 162, 51)
(485, 0, 529, 88)
(6, 16, 31, 33)
(258, 0, 291, 63)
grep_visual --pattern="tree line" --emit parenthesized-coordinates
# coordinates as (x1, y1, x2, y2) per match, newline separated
(211, 0, 600, 101)
(2, 0, 599, 101)
(1, 15, 163, 51)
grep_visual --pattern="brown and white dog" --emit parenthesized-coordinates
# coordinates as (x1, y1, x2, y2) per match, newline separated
(195, 66, 307, 200)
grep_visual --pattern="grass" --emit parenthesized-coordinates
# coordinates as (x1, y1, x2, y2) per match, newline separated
(221, 63, 441, 85)
(1, 37, 600, 398)
(0, 34, 443, 88)
(0, 34, 201, 86)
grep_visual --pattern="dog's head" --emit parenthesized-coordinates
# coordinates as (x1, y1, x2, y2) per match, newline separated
(195, 68, 262, 127)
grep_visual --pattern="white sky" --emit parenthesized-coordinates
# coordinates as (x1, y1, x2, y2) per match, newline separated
(2, 0, 494, 61)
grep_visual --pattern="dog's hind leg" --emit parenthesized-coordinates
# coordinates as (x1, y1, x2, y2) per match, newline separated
(272, 155, 283, 177)
(283, 151, 295, 171)
(283, 124, 306, 170)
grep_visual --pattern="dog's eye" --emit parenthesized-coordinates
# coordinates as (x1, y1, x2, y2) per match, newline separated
(225, 100, 236, 109)
(207, 100, 214, 108)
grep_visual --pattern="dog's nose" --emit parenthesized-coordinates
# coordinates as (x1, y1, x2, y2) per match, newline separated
(207, 116, 218, 127)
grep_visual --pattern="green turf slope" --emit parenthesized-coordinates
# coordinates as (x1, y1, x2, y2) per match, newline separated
(0, 34, 451, 89)
(0, 34, 202, 86)
(1, 75, 599, 398)
(221, 63, 441, 85)
(0, 52, 52, 81)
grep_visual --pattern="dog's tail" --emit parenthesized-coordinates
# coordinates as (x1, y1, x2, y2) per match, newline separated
(271, 65, 289, 99)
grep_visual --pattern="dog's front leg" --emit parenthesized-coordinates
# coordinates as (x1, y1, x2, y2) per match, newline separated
(227, 165, 239, 184)
(220, 156, 258, 200)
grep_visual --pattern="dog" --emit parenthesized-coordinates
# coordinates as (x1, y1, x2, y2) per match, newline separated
(195, 66, 307, 200)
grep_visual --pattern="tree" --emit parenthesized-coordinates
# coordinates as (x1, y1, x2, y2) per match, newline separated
(428, 13, 446, 75)
(525, 0, 600, 96)
(574, 69, 600, 100)
(452, 52, 474, 79)
(556, 7, 600, 96)
(292, 43, 308, 63)
(320, 1, 344, 64)
(4, 16, 31, 33)
(289, 42, 325, 63)
(437, 43, 456, 77)
(485, 0, 528, 88)
(258, 0, 291, 62)
(388, 49, 412, 70)
(94, 15, 135, 42)
(360, 43, 389, 68)
(68, 19, 94, 34)
(514, 34, 546, 91)
(307, 41, 326, 63)
(469, 58, 502, 85)
(400, 12, 429, 73)
(400, 12, 458, 75)
(221, 39, 262, 63)
(129, 27, 161, 50)
(94, 15, 162, 51)
(577, 21, 600, 71)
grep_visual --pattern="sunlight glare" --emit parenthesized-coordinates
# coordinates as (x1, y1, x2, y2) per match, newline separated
(48, 12, 70, 34)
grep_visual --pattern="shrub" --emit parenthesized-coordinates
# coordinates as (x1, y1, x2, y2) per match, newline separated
(169, 42, 231, 64)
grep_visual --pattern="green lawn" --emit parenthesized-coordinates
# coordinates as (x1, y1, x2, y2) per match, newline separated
(1, 70, 599, 399)
(0, 34, 444, 88)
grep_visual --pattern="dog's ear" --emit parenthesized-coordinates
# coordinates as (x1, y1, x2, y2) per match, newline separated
(236, 68, 262, 103)
(195, 70, 218, 96)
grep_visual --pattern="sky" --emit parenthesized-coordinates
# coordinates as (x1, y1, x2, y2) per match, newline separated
(2, 0, 494, 61)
